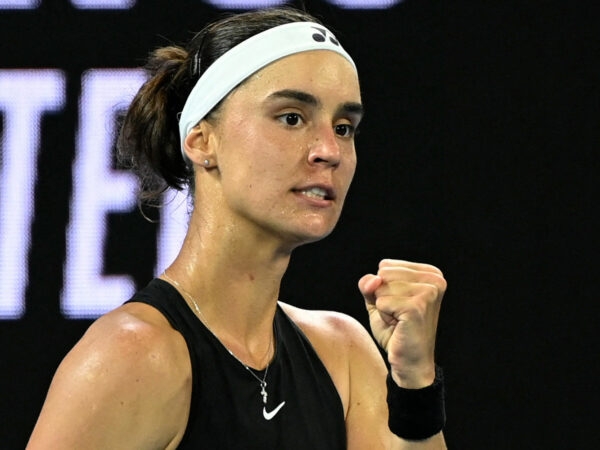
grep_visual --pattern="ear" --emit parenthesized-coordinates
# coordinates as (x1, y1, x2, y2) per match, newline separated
(182, 120, 218, 168)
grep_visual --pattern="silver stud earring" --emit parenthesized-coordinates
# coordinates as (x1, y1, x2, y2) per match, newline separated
(203, 159, 210, 166)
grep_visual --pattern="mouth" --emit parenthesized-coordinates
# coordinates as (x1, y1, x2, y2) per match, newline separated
(294, 186, 335, 201)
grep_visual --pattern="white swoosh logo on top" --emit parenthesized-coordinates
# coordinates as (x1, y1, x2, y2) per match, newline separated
(263, 401, 286, 420)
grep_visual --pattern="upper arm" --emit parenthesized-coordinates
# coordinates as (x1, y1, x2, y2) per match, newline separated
(280, 304, 393, 448)
(335, 314, 393, 449)
(342, 317, 447, 449)
(27, 306, 192, 450)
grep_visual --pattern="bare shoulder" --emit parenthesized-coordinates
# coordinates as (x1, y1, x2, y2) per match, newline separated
(27, 302, 191, 449)
(59, 302, 190, 390)
(278, 302, 387, 419)
(278, 301, 387, 374)
(279, 301, 379, 353)
(87, 302, 188, 376)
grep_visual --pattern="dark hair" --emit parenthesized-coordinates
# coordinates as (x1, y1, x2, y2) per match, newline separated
(117, 7, 321, 207)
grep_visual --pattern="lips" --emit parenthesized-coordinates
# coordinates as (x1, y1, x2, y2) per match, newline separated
(300, 186, 327, 200)
(293, 184, 336, 201)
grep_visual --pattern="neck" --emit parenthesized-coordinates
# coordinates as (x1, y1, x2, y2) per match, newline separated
(162, 207, 292, 368)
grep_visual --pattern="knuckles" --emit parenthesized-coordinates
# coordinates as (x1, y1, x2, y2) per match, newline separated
(375, 264, 447, 300)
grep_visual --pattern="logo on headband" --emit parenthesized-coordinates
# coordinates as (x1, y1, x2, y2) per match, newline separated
(311, 27, 339, 46)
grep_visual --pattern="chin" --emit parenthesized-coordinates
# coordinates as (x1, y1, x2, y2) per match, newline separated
(287, 221, 337, 248)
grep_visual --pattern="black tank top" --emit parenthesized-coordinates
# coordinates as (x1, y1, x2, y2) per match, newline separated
(127, 279, 346, 449)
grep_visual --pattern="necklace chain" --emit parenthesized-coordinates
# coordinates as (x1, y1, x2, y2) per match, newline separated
(162, 272, 272, 405)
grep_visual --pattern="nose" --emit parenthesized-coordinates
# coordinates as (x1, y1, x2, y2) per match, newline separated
(307, 126, 341, 168)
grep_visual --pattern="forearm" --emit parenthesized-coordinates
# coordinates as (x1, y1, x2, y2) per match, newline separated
(386, 366, 446, 448)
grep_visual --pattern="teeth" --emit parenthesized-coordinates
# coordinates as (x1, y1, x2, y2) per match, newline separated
(301, 187, 327, 199)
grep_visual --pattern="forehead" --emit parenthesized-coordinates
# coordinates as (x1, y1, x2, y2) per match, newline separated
(238, 50, 361, 102)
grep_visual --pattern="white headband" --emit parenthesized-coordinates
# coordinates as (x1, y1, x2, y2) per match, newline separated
(178, 21, 356, 159)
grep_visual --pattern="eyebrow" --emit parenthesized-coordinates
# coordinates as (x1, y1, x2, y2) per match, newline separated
(267, 89, 364, 120)
(268, 89, 319, 106)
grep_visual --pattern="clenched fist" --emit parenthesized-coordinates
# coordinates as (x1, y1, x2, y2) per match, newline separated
(358, 259, 446, 389)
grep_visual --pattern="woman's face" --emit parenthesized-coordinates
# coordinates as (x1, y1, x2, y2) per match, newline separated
(207, 50, 362, 248)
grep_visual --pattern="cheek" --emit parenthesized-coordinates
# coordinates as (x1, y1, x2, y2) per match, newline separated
(343, 151, 358, 184)
(349, 151, 357, 174)
(217, 120, 262, 174)
(220, 140, 289, 200)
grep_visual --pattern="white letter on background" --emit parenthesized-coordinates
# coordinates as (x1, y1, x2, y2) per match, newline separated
(328, 0, 401, 8)
(204, 0, 284, 9)
(0, 0, 41, 9)
(70, 0, 135, 9)
(62, 69, 145, 318)
(0, 70, 66, 319)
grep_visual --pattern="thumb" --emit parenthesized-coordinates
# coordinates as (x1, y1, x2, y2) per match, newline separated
(358, 274, 383, 306)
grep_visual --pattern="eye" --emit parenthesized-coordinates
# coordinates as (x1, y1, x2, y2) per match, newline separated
(334, 123, 356, 138)
(278, 113, 304, 127)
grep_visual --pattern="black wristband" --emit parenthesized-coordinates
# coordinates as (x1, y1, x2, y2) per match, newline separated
(386, 365, 446, 441)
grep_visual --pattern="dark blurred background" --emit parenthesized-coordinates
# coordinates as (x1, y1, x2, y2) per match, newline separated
(1, 0, 597, 448)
